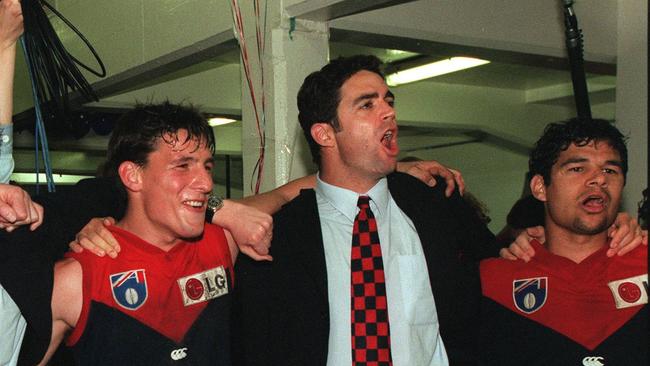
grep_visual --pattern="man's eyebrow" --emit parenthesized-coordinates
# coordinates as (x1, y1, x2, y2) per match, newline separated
(353, 92, 379, 105)
(605, 159, 623, 168)
(559, 157, 588, 167)
(559, 157, 623, 168)
(171, 156, 197, 165)
(352, 90, 394, 105)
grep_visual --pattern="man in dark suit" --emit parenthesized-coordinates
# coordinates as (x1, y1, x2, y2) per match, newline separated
(233, 55, 502, 366)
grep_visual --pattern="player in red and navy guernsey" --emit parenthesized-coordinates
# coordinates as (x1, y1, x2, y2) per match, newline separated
(63, 223, 234, 365)
(37, 102, 270, 365)
(479, 118, 648, 366)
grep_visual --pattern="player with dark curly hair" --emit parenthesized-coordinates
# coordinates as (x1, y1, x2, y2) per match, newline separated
(480, 118, 647, 365)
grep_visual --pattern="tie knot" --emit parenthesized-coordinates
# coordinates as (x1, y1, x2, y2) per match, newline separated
(357, 195, 370, 208)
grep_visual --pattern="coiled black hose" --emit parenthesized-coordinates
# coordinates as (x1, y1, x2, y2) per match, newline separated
(21, 0, 106, 133)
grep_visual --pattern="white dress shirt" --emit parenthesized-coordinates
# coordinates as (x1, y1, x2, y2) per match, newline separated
(0, 123, 23, 366)
(0, 124, 14, 183)
(316, 175, 448, 366)
(0, 284, 26, 366)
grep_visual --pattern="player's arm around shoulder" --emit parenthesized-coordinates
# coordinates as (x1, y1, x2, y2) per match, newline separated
(38, 258, 83, 365)
(213, 198, 272, 263)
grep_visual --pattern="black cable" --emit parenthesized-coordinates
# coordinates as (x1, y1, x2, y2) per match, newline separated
(40, 0, 106, 78)
(561, 0, 592, 119)
(21, 0, 106, 135)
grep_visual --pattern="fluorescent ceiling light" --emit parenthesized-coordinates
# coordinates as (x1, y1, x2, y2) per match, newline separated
(10, 173, 92, 185)
(208, 117, 237, 127)
(386, 57, 490, 87)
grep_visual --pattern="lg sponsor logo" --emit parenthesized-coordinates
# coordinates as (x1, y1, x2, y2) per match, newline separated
(607, 274, 648, 309)
(582, 356, 604, 366)
(178, 266, 229, 306)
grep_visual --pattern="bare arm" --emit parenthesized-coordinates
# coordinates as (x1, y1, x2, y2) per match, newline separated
(191, 175, 315, 262)
(214, 199, 273, 261)
(232, 158, 464, 214)
(71, 159, 463, 259)
(69, 199, 278, 262)
(0, 0, 22, 123)
(69, 202, 277, 262)
(235, 175, 316, 214)
(38, 258, 82, 365)
(0, 0, 23, 183)
(218, 160, 463, 259)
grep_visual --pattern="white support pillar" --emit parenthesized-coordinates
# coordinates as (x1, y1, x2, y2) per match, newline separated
(615, 0, 648, 213)
(240, 11, 329, 195)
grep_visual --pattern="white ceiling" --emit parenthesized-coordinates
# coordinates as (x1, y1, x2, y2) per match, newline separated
(11, 0, 640, 229)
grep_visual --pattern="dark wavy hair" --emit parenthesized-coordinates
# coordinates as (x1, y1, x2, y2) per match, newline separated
(297, 55, 384, 165)
(103, 101, 215, 178)
(529, 118, 628, 185)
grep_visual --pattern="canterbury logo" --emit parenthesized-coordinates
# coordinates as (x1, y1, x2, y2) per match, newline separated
(170, 347, 188, 361)
(582, 356, 604, 366)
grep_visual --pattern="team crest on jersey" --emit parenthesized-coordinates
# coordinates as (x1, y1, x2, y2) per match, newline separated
(177, 266, 229, 306)
(607, 274, 648, 309)
(513, 277, 547, 314)
(110, 269, 148, 310)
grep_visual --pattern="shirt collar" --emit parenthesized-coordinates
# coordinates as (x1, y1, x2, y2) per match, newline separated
(315, 173, 390, 221)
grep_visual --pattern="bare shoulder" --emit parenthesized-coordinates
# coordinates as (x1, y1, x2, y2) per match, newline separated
(55, 256, 81, 271)
(38, 258, 83, 365)
(53, 257, 83, 327)
(55, 257, 83, 285)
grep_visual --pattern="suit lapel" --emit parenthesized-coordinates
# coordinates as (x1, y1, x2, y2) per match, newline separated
(388, 174, 446, 271)
(292, 190, 330, 306)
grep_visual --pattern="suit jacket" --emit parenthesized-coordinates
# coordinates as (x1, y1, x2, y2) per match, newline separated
(233, 173, 499, 366)
(0, 177, 125, 365)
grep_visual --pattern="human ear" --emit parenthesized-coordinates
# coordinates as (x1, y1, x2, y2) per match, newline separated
(310, 122, 336, 148)
(118, 161, 143, 192)
(530, 175, 547, 202)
